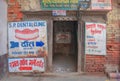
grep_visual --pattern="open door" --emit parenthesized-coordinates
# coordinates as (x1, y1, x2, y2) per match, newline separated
(53, 21, 78, 73)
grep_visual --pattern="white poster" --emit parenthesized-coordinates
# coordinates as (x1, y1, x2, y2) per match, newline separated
(8, 21, 48, 57)
(85, 22, 106, 55)
(8, 58, 44, 72)
(91, 0, 112, 10)
(52, 10, 66, 16)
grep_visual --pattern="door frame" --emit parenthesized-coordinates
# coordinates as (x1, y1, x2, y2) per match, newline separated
(48, 19, 85, 73)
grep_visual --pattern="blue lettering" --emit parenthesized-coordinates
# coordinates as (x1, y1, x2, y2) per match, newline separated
(12, 51, 22, 54)
(24, 51, 28, 54)
(10, 41, 19, 48)
(38, 22, 45, 26)
(9, 21, 46, 28)
(36, 41, 44, 47)
(13, 23, 16, 27)
(29, 51, 34, 54)
(21, 41, 34, 47)
(87, 36, 94, 38)
(8, 23, 12, 28)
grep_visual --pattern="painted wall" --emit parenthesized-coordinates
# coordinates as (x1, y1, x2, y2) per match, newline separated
(0, 0, 8, 80)
(0, 0, 7, 56)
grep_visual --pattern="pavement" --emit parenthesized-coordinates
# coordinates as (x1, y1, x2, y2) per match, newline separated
(0, 73, 117, 81)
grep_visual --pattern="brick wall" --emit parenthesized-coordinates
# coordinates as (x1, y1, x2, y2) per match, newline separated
(8, 0, 120, 73)
(8, 0, 23, 22)
(86, 0, 120, 72)
(86, 55, 106, 72)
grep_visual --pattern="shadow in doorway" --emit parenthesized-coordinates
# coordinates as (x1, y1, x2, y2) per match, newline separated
(53, 21, 78, 73)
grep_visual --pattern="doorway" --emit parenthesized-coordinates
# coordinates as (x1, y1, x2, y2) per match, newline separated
(53, 21, 78, 73)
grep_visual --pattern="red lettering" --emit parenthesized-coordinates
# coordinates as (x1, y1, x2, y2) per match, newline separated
(35, 60, 44, 68)
(10, 60, 19, 68)
(97, 24, 106, 30)
(20, 59, 28, 66)
(91, 29, 101, 35)
(29, 59, 37, 65)
(19, 66, 32, 71)
(86, 24, 96, 30)
(29, 59, 44, 68)
(88, 39, 95, 41)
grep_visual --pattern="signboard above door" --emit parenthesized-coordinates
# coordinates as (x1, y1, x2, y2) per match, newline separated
(52, 10, 66, 16)
(41, 0, 112, 10)
(41, 0, 78, 10)
(91, 0, 112, 10)
(78, 0, 91, 10)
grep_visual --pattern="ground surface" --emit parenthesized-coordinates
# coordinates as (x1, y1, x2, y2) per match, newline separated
(0, 73, 118, 81)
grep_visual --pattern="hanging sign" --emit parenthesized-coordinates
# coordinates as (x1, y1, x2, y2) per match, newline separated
(78, 0, 91, 10)
(52, 10, 66, 16)
(41, 0, 78, 10)
(8, 58, 45, 72)
(8, 21, 48, 57)
(91, 0, 112, 10)
(85, 22, 106, 55)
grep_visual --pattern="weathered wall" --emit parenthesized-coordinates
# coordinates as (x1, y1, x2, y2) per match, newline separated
(86, 0, 120, 72)
(0, 54, 8, 80)
(8, 0, 23, 21)
(8, 0, 120, 73)
(106, 0, 120, 71)
(0, 0, 8, 80)
(0, 0, 7, 55)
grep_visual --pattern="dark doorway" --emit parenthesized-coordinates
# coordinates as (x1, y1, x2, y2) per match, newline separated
(53, 21, 78, 73)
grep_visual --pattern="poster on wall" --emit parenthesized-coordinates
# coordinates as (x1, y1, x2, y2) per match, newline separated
(91, 0, 112, 10)
(56, 32, 71, 43)
(52, 10, 66, 16)
(41, 0, 78, 10)
(8, 58, 44, 72)
(8, 21, 48, 57)
(85, 22, 106, 55)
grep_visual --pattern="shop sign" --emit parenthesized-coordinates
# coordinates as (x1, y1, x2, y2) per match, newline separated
(56, 32, 71, 43)
(41, 0, 78, 10)
(8, 21, 48, 57)
(52, 10, 66, 16)
(8, 58, 44, 72)
(78, 0, 91, 10)
(85, 22, 106, 55)
(91, 0, 112, 10)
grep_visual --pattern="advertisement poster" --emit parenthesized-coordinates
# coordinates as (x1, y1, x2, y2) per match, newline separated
(85, 22, 106, 55)
(91, 0, 112, 10)
(52, 10, 66, 16)
(41, 0, 78, 10)
(8, 21, 48, 57)
(56, 32, 71, 43)
(8, 58, 44, 72)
